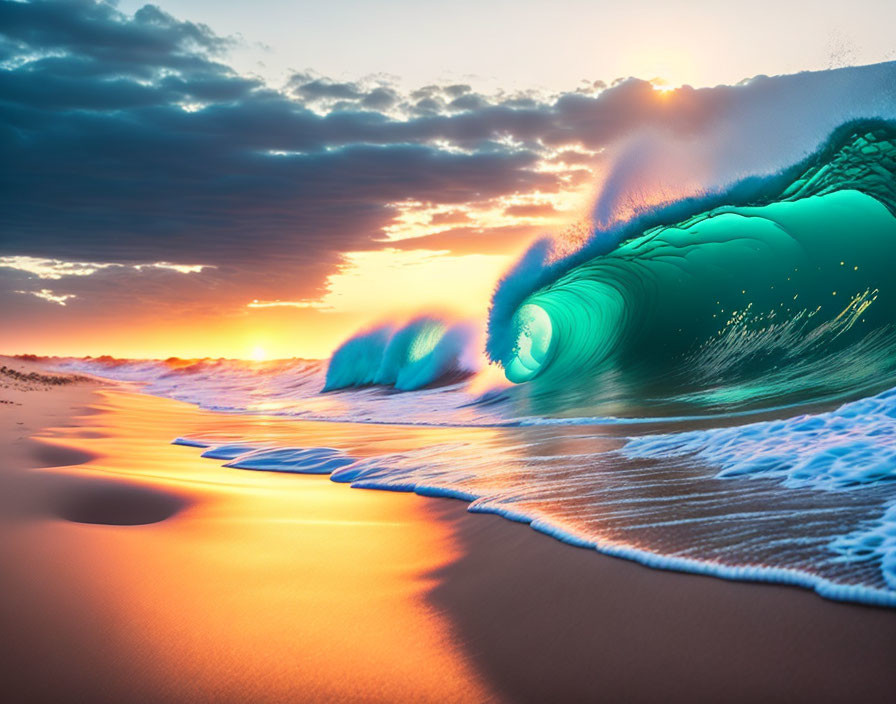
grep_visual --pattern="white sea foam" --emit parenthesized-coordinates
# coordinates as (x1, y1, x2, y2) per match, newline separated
(832, 502, 896, 591)
(200, 443, 261, 460)
(621, 388, 896, 598)
(622, 388, 896, 490)
(224, 447, 356, 474)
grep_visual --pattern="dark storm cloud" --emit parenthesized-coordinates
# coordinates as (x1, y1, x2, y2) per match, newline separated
(0, 0, 230, 72)
(288, 75, 364, 101)
(0, 0, 563, 295)
(448, 92, 489, 112)
(2, 0, 895, 309)
(443, 84, 472, 98)
(360, 86, 399, 111)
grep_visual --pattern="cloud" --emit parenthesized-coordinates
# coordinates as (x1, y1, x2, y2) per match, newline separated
(247, 299, 324, 309)
(14, 288, 76, 305)
(289, 76, 364, 101)
(0, 255, 210, 279)
(361, 86, 399, 111)
(0, 255, 116, 279)
(134, 262, 208, 274)
(503, 202, 559, 218)
(429, 210, 472, 226)
(0, 0, 578, 299)
(448, 93, 489, 112)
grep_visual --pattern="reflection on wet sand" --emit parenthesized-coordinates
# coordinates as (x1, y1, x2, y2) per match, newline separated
(0, 389, 494, 703)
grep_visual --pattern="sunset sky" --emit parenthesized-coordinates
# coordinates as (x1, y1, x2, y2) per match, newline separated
(2, 0, 896, 359)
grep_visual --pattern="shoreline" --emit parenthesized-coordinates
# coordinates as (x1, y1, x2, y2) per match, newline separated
(428, 500, 896, 703)
(1, 358, 895, 702)
(0, 362, 495, 703)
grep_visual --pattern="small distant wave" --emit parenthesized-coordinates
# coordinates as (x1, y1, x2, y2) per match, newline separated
(324, 316, 479, 392)
(56, 352, 510, 427)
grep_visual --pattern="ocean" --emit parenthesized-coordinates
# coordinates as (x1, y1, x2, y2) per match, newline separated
(57, 119, 896, 608)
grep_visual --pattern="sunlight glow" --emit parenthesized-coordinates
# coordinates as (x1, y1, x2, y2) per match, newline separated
(650, 80, 679, 96)
(295, 249, 510, 318)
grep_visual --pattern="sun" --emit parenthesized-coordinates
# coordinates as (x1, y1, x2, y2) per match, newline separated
(250, 345, 267, 361)
(650, 79, 679, 97)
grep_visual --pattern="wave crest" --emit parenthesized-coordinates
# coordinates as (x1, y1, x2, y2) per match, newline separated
(324, 316, 479, 392)
(488, 120, 896, 412)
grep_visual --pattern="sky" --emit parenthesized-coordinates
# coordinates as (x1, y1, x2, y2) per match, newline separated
(1, 0, 896, 359)
(115, 0, 896, 92)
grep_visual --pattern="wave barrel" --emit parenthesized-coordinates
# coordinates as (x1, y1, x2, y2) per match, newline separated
(494, 122, 896, 410)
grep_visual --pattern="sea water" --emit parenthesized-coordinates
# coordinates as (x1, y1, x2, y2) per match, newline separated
(59, 120, 896, 607)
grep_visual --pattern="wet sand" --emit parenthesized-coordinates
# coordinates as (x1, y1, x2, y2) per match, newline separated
(1, 357, 895, 702)
(0, 361, 494, 703)
(429, 502, 896, 703)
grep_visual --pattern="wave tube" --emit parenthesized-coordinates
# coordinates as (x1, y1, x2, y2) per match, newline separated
(489, 120, 896, 410)
(324, 316, 477, 392)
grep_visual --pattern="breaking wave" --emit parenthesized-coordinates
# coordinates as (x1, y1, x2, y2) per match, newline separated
(488, 120, 896, 415)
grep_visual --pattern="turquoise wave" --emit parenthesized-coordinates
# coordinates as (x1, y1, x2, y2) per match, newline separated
(489, 120, 896, 413)
(324, 317, 476, 392)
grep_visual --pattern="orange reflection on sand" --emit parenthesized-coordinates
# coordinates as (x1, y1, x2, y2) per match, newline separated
(16, 390, 495, 702)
